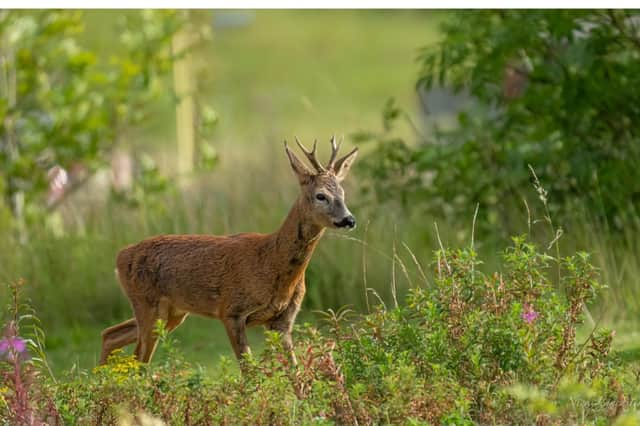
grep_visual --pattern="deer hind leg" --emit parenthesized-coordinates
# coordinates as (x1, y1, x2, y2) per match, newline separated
(100, 318, 138, 365)
(133, 297, 171, 363)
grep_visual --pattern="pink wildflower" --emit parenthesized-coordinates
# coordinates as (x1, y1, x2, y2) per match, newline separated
(1, 321, 28, 361)
(0, 336, 27, 355)
(521, 304, 539, 324)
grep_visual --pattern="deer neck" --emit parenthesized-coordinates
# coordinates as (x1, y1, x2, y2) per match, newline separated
(272, 196, 325, 285)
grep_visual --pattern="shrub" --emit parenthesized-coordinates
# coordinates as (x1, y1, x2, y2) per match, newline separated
(2, 235, 638, 424)
(0, 11, 217, 226)
(356, 11, 640, 233)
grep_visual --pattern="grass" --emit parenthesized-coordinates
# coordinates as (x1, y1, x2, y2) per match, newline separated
(1, 10, 639, 378)
(44, 316, 262, 374)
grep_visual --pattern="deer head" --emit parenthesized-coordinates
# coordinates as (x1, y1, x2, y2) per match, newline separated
(284, 136, 358, 230)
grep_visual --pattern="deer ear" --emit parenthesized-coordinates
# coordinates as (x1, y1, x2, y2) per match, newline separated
(285, 142, 313, 184)
(333, 147, 358, 182)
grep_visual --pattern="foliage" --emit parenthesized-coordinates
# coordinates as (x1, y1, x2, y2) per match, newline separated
(2, 237, 639, 424)
(356, 10, 640, 233)
(0, 10, 217, 224)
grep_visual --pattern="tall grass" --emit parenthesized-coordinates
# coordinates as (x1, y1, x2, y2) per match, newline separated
(1, 167, 639, 372)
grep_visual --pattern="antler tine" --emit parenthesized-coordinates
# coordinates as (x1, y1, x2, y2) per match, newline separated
(327, 134, 342, 170)
(295, 136, 325, 173)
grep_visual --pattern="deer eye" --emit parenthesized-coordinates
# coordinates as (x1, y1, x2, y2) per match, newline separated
(315, 193, 327, 202)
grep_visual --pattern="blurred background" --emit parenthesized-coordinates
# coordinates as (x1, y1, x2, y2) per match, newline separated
(1, 10, 638, 372)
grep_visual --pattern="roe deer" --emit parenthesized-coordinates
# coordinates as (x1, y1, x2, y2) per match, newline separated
(100, 137, 358, 365)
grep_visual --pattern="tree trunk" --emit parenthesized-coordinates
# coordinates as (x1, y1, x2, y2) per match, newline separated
(172, 14, 196, 184)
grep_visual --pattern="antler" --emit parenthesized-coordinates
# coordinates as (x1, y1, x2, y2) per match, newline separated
(326, 135, 343, 171)
(295, 137, 326, 173)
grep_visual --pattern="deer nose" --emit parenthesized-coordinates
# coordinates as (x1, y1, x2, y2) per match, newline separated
(335, 215, 356, 229)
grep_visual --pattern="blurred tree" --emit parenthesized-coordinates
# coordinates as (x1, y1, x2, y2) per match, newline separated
(0, 10, 217, 232)
(356, 10, 640, 233)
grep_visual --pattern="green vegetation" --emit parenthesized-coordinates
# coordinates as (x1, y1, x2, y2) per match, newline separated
(360, 10, 640, 231)
(2, 237, 639, 423)
(1, 9, 640, 424)
(0, 10, 187, 221)
(356, 9, 640, 322)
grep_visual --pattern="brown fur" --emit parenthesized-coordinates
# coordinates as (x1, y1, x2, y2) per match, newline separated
(100, 138, 358, 365)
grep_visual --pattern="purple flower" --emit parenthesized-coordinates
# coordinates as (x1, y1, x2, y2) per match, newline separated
(0, 337, 27, 355)
(521, 304, 539, 324)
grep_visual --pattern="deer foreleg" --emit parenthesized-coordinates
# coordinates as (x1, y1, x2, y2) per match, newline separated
(268, 279, 306, 366)
(223, 316, 251, 361)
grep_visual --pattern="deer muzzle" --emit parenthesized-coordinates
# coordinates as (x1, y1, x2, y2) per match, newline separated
(334, 215, 356, 229)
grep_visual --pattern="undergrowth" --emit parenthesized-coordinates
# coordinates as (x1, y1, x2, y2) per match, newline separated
(2, 236, 639, 425)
